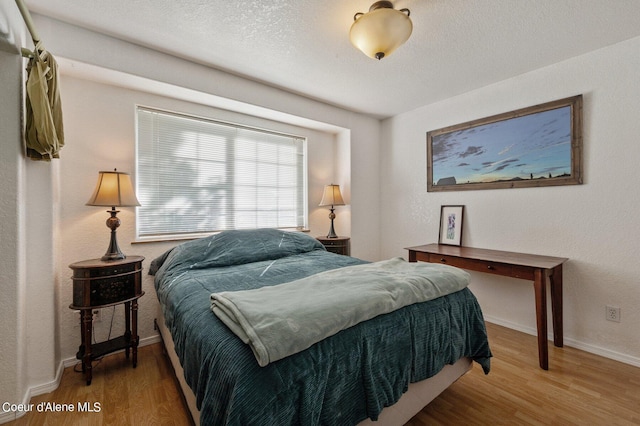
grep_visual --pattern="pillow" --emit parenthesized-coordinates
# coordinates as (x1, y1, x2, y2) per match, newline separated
(149, 228, 325, 275)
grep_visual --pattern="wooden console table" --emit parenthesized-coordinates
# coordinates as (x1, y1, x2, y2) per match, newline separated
(406, 244, 567, 370)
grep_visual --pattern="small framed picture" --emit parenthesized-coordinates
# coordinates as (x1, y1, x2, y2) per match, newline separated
(439, 205, 464, 246)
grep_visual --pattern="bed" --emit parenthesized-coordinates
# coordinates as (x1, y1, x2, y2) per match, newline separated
(150, 229, 491, 425)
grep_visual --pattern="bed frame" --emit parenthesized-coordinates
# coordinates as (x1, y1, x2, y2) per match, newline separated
(155, 311, 472, 425)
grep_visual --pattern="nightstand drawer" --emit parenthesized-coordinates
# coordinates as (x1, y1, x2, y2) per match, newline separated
(70, 257, 144, 308)
(73, 273, 136, 306)
(316, 236, 350, 256)
(322, 240, 346, 247)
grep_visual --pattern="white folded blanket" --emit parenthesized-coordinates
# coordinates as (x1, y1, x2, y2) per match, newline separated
(211, 257, 470, 366)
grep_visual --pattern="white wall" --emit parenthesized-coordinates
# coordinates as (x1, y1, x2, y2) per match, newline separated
(0, 14, 26, 417)
(380, 36, 640, 365)
(0, 3, 60, 422)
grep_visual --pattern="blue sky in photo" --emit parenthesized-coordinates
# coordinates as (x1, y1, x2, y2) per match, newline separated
(432, 106, 572, 184)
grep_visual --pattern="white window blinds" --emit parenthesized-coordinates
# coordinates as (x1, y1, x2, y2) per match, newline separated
(136, 107, 307, 239)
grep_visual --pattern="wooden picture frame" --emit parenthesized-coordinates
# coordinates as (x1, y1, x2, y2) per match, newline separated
(427, 95, 583, 192)
(438, 205, 464, 246)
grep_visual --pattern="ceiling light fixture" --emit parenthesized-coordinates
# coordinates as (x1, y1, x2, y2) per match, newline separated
(349, 1, 412, 60)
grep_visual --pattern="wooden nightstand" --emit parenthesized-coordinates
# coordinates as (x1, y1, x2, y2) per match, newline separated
(316, 236, 350, 256)
(69, 256, 144, 385)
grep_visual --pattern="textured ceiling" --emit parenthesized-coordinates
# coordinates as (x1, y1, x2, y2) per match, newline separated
(24, 0, 640, 118)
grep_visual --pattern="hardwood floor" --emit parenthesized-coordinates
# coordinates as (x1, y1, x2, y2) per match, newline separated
(6, 343, 192, 426)
(408, 323, 640, 425)
(6, 323, 639, 425)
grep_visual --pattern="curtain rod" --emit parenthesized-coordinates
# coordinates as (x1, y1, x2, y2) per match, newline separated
(15, 0, 40, 58)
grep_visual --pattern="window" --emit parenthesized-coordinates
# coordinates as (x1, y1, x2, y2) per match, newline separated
(136, 107, 307, 239)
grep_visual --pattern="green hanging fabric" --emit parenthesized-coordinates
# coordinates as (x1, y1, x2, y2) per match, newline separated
(24, 41, 64, 161)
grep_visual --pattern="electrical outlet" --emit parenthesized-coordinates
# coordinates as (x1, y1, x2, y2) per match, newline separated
(606, 305, 621, 322)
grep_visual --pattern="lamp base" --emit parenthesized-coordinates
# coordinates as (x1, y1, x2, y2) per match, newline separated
(101, 208, 126, 261)
(101, 252, 125, 261)
(326, 207, 338, 238)
(101, 229, 126, 261)
(326, 229, 338, 239)
(101, 253, 125, 261)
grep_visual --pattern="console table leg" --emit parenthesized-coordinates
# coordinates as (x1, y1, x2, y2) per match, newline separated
(533, 268, 549, 370)
(550, 265, 564, 347)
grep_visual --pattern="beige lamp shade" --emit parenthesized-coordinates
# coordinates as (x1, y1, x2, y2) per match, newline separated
(86, 169, 140, 207)
(350, 1, 413, 60)
(319, 184, 345, 207)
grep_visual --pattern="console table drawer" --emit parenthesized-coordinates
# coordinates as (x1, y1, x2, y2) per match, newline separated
(429, 254, 513, 276)
(511, 265, 535, 280)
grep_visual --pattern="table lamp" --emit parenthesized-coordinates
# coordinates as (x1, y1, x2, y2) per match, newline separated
(319, 184, 345, 238)
(86, 169, 140, 261)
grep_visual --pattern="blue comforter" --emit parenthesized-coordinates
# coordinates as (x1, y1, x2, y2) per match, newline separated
(152, 229, 491, 425)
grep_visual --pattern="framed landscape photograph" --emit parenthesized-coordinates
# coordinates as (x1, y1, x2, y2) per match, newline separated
(427, 95, 583, 192)
(438, 205, 464, 246)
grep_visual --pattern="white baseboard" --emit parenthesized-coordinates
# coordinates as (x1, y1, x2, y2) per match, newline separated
(0, 334, 162, 425)
(0, 410, 17, 424)
(0, 361, 66, 424)
(484, 316, 640, 368)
